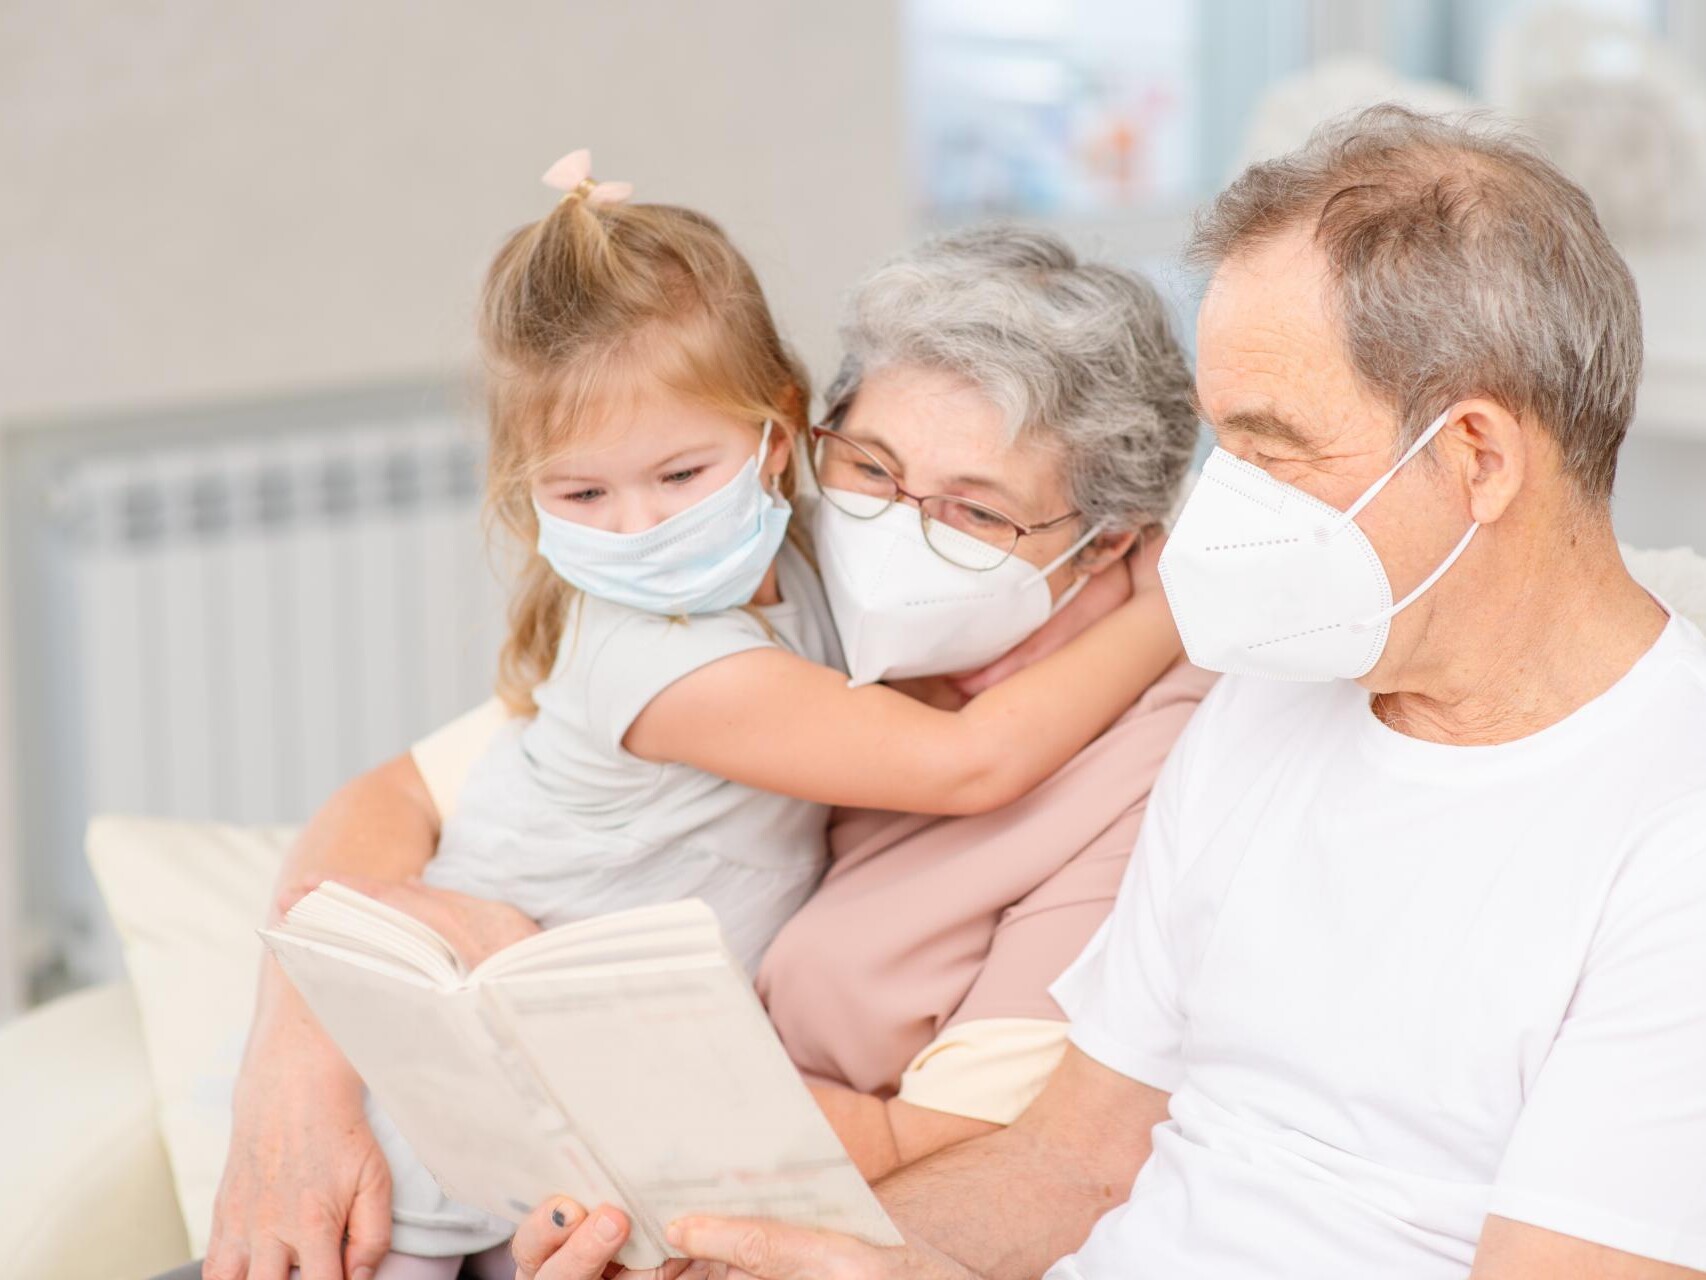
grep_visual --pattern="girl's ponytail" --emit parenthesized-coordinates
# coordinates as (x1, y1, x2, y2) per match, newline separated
(480, 151, 810, 713)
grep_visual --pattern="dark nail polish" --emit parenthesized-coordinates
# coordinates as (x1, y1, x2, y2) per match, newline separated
(552, 1207, 567, 1228)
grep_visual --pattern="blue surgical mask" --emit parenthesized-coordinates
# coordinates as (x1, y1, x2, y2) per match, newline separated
(533, 421, 792, 615)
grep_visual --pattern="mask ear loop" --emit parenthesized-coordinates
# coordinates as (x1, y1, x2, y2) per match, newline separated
(1330, 408, 1454, 534)
(1025, 522, 1105, 586)
(1336, 408, 1480, 633)
(756, 419, 781, 496)
(1348, 521, 1479, 633)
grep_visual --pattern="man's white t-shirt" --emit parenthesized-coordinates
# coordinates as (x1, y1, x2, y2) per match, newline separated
(1048, 611, 1706, 1278)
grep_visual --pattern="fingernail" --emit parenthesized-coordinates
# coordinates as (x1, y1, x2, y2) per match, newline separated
(595, 1210, 622, 1242)
(353, 1269, 375, 1280)
(550, 1197, 583, 1231)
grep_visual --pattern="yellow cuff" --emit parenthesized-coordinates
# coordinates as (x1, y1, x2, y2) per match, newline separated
(409, 698, 513, 823)
(897, 1017, 1069, 1125)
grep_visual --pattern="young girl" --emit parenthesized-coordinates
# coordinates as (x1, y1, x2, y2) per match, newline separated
(355, 150, 1182, 1278)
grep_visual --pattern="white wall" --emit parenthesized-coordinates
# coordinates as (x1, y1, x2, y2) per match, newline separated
(0, 1, 908, 423)
(0, 0, 908, 1012)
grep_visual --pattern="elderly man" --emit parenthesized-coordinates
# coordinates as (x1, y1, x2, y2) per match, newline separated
(515, 105, 1706, 1280)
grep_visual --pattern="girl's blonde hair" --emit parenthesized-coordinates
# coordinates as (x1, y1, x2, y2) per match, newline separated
(479, 193, 810, 713)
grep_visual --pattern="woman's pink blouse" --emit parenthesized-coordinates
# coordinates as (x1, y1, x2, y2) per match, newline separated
(756, 659, 1217, 1098)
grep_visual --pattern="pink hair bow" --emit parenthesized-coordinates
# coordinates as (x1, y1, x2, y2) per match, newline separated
(540, 149, 633, 206)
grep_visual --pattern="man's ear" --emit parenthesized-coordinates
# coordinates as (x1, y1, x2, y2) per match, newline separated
(1076, 528, 1138, 574)
(1448, 398, 1526, 526)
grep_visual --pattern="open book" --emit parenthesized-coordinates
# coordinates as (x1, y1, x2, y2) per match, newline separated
(262, 884, 903, 1268)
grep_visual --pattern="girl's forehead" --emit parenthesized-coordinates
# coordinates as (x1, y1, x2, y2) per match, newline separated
(542, 394, 754, 471)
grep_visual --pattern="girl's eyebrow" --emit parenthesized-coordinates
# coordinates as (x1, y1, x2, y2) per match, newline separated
(652, 444, 722, 469)
(542, 442, 722, 483)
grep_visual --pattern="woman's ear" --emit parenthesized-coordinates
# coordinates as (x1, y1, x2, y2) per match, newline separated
(1075, 527, 1138, 575)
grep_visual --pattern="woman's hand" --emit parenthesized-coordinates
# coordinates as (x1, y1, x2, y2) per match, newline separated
(311, 874, 543, 967)
(510, 1200, 976, 1280)
(204, 1012, 393, 1280)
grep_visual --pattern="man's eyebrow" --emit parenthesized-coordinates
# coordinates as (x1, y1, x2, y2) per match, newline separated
(1220, 407, 1321, 455)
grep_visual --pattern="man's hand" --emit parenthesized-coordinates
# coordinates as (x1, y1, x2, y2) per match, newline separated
(510, 1198, 975, 1280)
(203, 1019, 392, 1280)
(667, 1216, 975, 1280)
(511, 1200, 689, 1280)
(302, 874, 542, 967)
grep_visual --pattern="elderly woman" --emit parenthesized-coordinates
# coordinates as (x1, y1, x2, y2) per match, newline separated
(187, 226, 1212, 1280)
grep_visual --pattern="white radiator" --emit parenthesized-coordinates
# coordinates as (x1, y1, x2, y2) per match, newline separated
(11, 391, 510, 992)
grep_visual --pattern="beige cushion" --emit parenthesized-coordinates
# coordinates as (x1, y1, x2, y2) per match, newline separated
(87, 817, 294, 1259)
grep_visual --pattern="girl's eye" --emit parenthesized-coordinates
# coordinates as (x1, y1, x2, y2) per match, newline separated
(564, 488, 604, 504)
(662, 467, 703, 486)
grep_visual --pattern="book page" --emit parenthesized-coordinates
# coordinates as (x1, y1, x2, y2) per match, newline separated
(485, 954, 904, 1265)
(262, 930, 631, 1232)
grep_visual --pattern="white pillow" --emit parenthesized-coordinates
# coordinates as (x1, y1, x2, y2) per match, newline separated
(1623, 543, 1706, 632)
(86, 817, 294, 1256)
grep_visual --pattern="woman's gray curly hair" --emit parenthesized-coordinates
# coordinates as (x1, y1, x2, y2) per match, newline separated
(823, 223, 1199, 531)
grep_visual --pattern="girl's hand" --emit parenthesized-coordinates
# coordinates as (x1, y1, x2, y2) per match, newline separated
(1127, 528, 1167, 597)
(948, 554, 1136, 699)
(316, 873, 542, 967)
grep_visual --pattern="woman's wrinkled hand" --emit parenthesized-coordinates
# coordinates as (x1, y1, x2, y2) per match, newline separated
(299, 874, 542, 968)
(203, 1031, 393, 1280)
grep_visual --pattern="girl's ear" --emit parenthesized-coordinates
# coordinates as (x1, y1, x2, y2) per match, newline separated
(1076, 527, 1138, 575)
(762, 418, 795, 482)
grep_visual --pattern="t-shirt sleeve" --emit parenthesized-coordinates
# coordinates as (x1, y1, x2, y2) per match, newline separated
(410, 698, 516, 822)
(896, 1017, 1069, 1124)
(1048, 721, 1195, 1094)
(578, 608, 777, 755)
(1487, 796, 1706, 1272)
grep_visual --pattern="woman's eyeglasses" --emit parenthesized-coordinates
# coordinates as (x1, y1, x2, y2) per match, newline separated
(806, 425, 1080, 571)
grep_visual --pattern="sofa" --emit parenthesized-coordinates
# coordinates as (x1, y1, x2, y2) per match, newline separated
(5, 545, 1704, 1280)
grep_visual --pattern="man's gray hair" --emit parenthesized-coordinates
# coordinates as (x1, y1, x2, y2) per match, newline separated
(1187, 102, 1642, 503)
(825, 224, 1198, 531)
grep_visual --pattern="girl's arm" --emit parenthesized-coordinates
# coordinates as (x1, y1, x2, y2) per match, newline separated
(811, 1084, 999, 1182)
(624, 579, 1179, 815)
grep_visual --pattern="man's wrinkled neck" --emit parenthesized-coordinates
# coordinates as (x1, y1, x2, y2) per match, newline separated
(1363, 513, 1667, 746)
